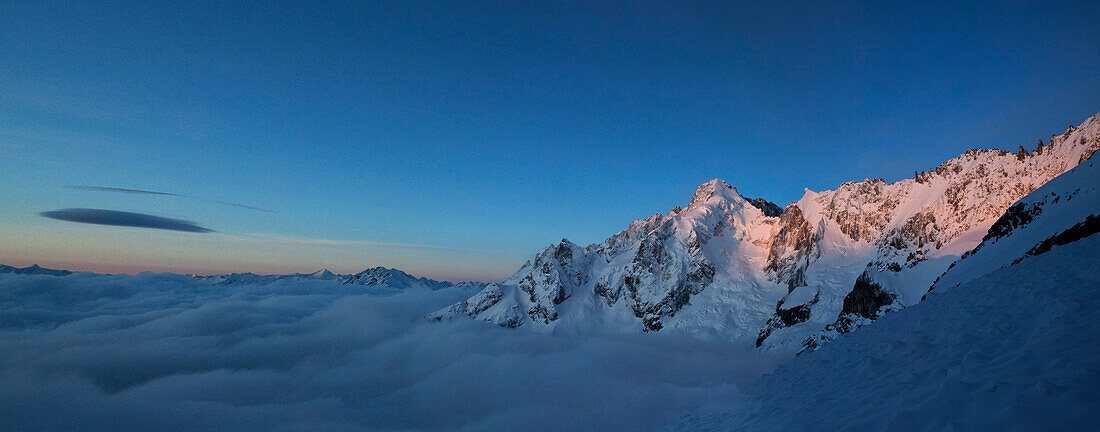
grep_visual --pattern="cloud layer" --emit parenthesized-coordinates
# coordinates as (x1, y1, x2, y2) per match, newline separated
(0, 272, 786, 431)
(41, 208, 213, 233)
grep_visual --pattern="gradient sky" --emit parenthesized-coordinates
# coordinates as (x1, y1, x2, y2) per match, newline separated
(1, 0, 1098, 281)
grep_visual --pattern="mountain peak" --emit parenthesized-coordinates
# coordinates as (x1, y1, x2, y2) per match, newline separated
(307, 268, 337, 279)
(344, 266, 452, 289)
(688, 179, 743, 208)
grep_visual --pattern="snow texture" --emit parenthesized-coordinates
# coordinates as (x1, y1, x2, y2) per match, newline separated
(670, 234, 1100, 431)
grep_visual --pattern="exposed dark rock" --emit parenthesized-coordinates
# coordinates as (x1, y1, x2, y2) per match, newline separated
(748, 197, 783, 217)
(626, 256, 716, 332)
(1023, 214, 1099, 258)
(554, 240, 574, 260)
(832, 270, 897, 334)
(823, 179, 897, 242)
(776, 303, 812, 327)
(900, 211, 939, 248)
(515, 239, 587, 324)
(1081, 137, 1100, 163)
(982, 202, 1043, 244)
(756, 296, 817, 347)
(840, 271, 896, 320)
(765, 204, 818, 292)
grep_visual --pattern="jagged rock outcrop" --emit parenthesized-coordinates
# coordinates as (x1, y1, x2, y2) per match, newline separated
(748, 198, 783, 217)
(514, 239, 588, 324)
(764, 204, 819, 292)
(928, 154, 1100, 294)
(759, 113, 1100, 350)
(833, 271, 898, 331)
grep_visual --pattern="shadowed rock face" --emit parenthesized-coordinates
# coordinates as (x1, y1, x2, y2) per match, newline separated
(984, 202, 1043, 244)
(841, 271, 895, 320)
(518, 239, 587, 324)
(756, 300, 815, 347)
(1020, 214, 1100, 260)
(749, 197, 783, 217)
(765, 205, 818, 293)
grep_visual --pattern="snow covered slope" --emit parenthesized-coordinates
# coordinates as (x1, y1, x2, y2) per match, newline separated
(433, 112, 1100, 351)
(929, 156, 1099, 294)
(670, 232, 1100, 431)
(779, 115, 1099, 350)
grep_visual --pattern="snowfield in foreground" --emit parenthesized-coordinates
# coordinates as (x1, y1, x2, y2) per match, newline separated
(672, 234, 1100, 431)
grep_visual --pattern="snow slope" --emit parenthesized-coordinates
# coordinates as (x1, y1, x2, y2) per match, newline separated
(930, 157, 1099, 293)
(670, 233, 1100, 431)
(434, 112, 1100, 351)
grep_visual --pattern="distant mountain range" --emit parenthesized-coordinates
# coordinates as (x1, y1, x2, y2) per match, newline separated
(0, 264, 75, 277)
(0, 264, 478, 291)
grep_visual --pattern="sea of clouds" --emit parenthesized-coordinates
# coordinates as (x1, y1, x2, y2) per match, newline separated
(0, 272, 788, 431)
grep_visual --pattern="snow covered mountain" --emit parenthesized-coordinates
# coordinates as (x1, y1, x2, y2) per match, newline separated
(343, 266, 455, 290)
(0, 264, 74, 276)
(204, 268, 343, 285)
(432, 112, 1100, 351)
(771, 114, 1099, 351)
(670, 160, 1100, 430)
(927, 152, 1099, 296)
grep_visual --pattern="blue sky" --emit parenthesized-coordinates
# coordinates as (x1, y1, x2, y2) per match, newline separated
(1, 0, 1098, 281)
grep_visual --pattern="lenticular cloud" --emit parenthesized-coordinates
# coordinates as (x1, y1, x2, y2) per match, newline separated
(40, 208, 214, 233)
(0, 272, 783, 432)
